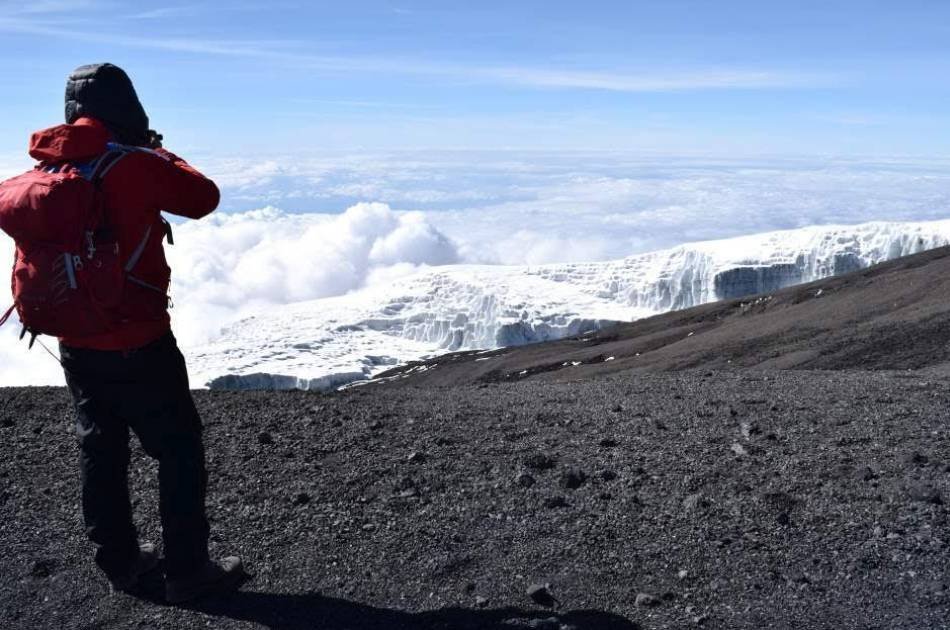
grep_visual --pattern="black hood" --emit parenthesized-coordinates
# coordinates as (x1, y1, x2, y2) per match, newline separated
(64, 63, 149, 146)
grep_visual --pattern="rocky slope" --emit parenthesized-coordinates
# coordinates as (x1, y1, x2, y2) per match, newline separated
(2, 370, 949, 629)
(374, 245, 950, 388)
(4, 245, 950, 629)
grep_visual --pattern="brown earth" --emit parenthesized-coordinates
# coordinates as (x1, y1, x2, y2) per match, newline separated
(375, 245, 950, 388)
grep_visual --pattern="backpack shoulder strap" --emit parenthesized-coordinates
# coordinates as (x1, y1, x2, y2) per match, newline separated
(63, 149, 126, 184)
(87, 148, 131, 185)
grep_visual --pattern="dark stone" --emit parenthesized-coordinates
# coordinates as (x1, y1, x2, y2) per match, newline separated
(30, 559, 56, 579)
(524, 453, 556, 471)
(599, 437, 618, 447)
(516, 473, 536, 488)
(560, 469, 588, 490)
(908, 484, 943, 505)
(600, 470, 617, 481)
(293, 492, 311, 506)
(683, 493, 709, 512)
(544, 496, 569, 509)
(527, 583, 557, 607)
(257, 431, 274, 445)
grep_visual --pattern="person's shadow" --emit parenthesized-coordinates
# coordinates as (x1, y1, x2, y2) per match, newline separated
(135, 573, 638, 629)
(185, 589, 639, 630)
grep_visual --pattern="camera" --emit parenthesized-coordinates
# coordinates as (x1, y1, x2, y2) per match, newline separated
(145, 129, 163, 149)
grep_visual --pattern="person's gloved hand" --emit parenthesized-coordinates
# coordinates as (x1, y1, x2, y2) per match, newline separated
(145, 129, 163, 149)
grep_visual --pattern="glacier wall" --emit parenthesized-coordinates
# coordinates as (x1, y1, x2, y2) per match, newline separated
(189, 220, 950, 390)
(525, 221, 950, 313)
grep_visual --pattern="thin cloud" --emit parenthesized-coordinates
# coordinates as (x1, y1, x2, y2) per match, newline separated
(10, 0, 106, 14)
(0, 15, 833, 93)
(478, 67, 826, 92)
(125, 7, 201, 20)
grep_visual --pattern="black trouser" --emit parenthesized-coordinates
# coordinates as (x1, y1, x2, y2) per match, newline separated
(60, 331, 209, 580)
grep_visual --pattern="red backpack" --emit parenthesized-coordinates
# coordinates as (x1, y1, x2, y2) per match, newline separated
(0, 149, 162, 345)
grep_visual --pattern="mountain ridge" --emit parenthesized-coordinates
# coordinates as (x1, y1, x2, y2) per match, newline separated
(373, 244, 950, 387)
(194, 219, 950, 390)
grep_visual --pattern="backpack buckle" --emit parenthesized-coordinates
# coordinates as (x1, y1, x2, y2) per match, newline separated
(85, 231, 96, 259)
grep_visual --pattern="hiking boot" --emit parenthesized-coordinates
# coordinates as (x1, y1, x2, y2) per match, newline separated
(109, 542, 161, 593)
(165, 556, 244, 604)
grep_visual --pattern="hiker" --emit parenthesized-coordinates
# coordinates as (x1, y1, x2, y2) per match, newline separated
(1, 63, 242, 602)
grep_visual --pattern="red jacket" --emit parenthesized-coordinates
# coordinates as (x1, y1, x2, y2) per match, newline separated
(25, 116, 219, 351)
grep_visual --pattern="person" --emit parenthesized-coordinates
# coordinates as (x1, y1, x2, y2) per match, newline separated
(27, 63, 243, 603)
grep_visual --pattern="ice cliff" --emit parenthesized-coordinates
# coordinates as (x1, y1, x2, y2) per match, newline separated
(189, 220, 950, 390)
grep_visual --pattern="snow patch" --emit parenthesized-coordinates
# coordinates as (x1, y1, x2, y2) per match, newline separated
(192, 219, 950, 391)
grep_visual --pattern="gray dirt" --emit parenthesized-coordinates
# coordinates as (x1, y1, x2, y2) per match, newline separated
(2, 369, 949, 629)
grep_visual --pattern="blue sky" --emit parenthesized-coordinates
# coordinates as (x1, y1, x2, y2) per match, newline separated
(4, 1, 950, 385)
(1, 0, 949, 156)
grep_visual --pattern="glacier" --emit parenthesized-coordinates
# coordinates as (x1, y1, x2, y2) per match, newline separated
(188, 219, 950, 390)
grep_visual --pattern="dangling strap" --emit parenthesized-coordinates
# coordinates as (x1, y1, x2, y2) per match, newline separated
(161, 217, 174, 245)
(125, 225, 153, 272)
(124, 227, 167, 296)
(0, 304, 14, 328)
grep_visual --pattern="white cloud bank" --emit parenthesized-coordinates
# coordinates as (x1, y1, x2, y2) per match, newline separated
(1, 152, 948, 386)
(0, 202, 459, 385)
(165, 203, 458, 346)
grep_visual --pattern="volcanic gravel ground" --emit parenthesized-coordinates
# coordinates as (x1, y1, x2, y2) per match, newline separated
(2, 370, 950, 629)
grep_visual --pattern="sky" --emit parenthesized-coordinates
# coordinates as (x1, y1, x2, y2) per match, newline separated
(1, 1, 950, 385)
(1, 0, 950, 156)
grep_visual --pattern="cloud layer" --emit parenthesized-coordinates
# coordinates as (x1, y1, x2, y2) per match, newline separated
(0, 202, 459, 384)
(1, 152, 949, 386)
(164, 202, 459, 345)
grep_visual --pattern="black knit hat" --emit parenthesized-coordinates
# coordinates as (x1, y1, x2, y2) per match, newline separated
(65, 63, 149, 146)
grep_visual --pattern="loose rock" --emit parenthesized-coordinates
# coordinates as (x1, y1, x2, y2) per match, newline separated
(559, 469, 587, 490)
(683, 492, 708, 512)
(544, 496, 569, 509)
(516, 472, 536, 488)
(527, 583, 558, 607)
(524, 453, 557, 471)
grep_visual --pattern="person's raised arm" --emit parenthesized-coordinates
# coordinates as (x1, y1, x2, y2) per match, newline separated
(146, 148, 220, 219)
